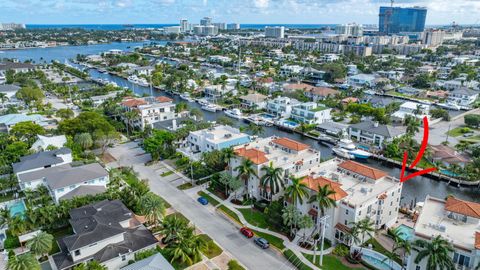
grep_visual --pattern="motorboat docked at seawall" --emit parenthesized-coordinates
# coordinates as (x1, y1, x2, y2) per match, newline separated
(179, 93, 195, 102)
(127, 75, 149, 87)
(245, 115, 268, 126)
(332, 147, 355, 159)
(333, 139, 372, 159)
(201, 103, 221, 112)
(224, 108, 243, 119)
(437, 102, 461, 111)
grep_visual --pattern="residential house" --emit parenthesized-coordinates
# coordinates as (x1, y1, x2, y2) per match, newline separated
(52, 200, 158, 270)
(304, 87, 339, 102)
(90, 91, 121, 107)
(12, 147, 73, 177)
(348, 121, 405, 148)
(17, 163, 109, 203)
(316, 122, 349, 138)
(362, 95, 396, 108)
(391, 101, 430, 122)
(203, 85, 235, 100)
(0, 62, 34, 74)
(230, 137, 321, 201)
(407, 196, 480, 270)
(120, 96, 177, 130)
(279, 65, 303, 77)
(0, 113, 50, 132)
(120, 253, 174, 270)
(291, 159, 402, 245)
(430, 144, 471, 168)
(301, 67, 326, 84)
(290, 102, 332, 125)
(266, 96, 300, 118)
(129, 66, 155, 76)
(239, 93, 267, 110)
(397, 86, 423, 96)
(347, 74, 379, 88)
(447, 87, 479, 107)
(0, 84, 21, 109)
(30, 135, 67, 152)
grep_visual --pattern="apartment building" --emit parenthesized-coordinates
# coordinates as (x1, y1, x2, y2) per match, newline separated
(292, 159, 402, 245)
(290, 102, 332, 125)
(266, 96, 300, 118)
(120, 96, 177, 130)
(230, 137, 321, 201)
(407, 196, 480, 270)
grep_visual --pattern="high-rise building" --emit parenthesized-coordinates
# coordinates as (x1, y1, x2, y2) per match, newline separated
(180, 19, 189, 32)
(227, 23, 240, 30)
(335, 23, 363, 37)
(193, 25, 218, 36)
(0, 23, 26, 31)
(423, 29, 445, 46)
(200, 17, 212, 26)
(265, 26, 285, 39)
(379, 6, 427, 34)
(213, 23, 226, 30)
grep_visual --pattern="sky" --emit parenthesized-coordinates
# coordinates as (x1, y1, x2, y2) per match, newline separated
(2, 0, 480, 25)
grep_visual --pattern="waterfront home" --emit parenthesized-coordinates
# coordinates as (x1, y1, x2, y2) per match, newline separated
(17, 163, 109, 203)
(447, 87, 479, 106)
(52, 200, 157, 270)
(203, 84, 236, 100)
(90, 91, 121, 107)
(316, 122, 349, 138)
(301, 67, 326, 84)
(30, 134, 67, 152)
(397, 86, 423, 96)
(377, 70, 404, 81)
(12, 147, 72, 177)
(239, 93, 267, 110)
(0, 113, 50, 132)
(0, 62, 34, 74)
(391, 101, 430, 122)
(430, 144, 471, 168)
(181, 125, 251, 160)
(290, 102, 332, 125)
(129, 66, 155, 76)
(266, 96, 300, 118)
(361, 95, 396, 108)
(348, 120, 405, 149)
(304, 87, 339, 102)
(347, 74, 379, 88)
(407, 196, 480, 270)
(279, 65, 303, 77)
(439, 78, 480, 91)
(290, 159, 402, 245)
(120, 96, 177, 130)
(230, 136, 321, 201)
(0, 84, 21, 109)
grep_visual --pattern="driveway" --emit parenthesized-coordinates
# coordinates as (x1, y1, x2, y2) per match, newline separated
(107, 142, 293, 270)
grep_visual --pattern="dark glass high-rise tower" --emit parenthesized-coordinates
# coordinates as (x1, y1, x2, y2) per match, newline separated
(379, 6, 427, 34)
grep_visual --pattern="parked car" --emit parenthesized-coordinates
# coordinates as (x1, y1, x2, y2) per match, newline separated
(197, 197, 208, 205)
(254, 237, 269, 249)
(240, 227, 254, 238)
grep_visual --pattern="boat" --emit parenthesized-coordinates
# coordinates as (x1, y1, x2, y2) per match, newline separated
(224, 108, 243, 119)
(136, 77, 149, 87)
(437, 102, 461, 111)
(127, 75, 139, 84)
(179, 93, 195, 102)
(201, 103, 220, 112)
(332, 147, 355, 159)
(245, 115, 267, 126)
(318, 134, 337, 145)
(336, 139, 372, 159)
(197, 98, 209, 106)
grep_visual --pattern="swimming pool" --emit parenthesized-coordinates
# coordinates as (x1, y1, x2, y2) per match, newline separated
(396, 224, 414, 241)
(440, 169, 459, 177)
(260, 113, 275, 119)
(281, 120, 299, 128)
(9, 200, 26, 217)
(363, 254, 396, 270)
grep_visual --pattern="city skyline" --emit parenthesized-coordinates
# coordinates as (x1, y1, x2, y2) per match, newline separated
(3, 0, 480, 25)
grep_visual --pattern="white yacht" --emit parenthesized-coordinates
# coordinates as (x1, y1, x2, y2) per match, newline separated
(201, 103, 220, 112)
(180, 93, 195, 102)
(335, 139, 372, 160)
(127, 75, 139, 84)
(437, 102, 461, 111)
(332, 147, 355, 159)
(224, 108, 243, 119)
(136, 77, 149, 87)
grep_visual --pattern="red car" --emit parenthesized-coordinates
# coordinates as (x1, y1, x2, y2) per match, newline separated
(240, 227, 254, 238)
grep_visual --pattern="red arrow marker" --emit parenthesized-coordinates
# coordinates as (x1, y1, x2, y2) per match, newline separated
(400, 116, 437, 183)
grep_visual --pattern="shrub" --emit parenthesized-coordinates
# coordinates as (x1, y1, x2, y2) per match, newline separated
(227, 260, 245, 270)
(332, 244, 349, 257)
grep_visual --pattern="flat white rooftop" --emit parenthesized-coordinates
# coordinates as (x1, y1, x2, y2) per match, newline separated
(191, 125, 249, 144)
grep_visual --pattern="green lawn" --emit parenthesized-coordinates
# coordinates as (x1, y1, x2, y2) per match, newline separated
(197, 191, 220, 206)
(199, 234, 223, 259)
(237, 208, 271, 229)
(177, 182, 193, 190)
(159, 248, 193, 270)
(160, 171, 175, 177)
(166, 212, 190, 223)
(283, 250, 313, 270)
(303, 253, 361, 270)
(218, 205, 241, 223)
(251, 229, 285, 250)
(447, 127, 472, 137)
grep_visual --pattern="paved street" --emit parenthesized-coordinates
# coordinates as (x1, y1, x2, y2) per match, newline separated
(107, 142, 294, 270)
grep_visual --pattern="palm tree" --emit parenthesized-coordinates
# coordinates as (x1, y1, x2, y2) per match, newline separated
(160, 215, 189, 244)
(221, 147, 235, 170)
(284, 176, 309, 206)
(74, 133, 93, 150)
(234, 158, 257, 187)
(308, 185, 337, 217)
(246, 123, 264, 136)
(26, 232, 54, 258)
(124, 110, 139, 137)
(405, 116, 420, 136)
(350, 218, 375, 254)
(139, 193, 166, 227)
(413, 235, 455, 270)
(260, 162, 284, 198)
(7, 253, 40, 270)
(344, 225, 360, 247)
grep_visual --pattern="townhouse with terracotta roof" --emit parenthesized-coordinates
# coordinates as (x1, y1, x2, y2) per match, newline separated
(119, 96, 177, 130)
(230, 136, 321, 201)
(407, 196, 480, 270)
(304, 87, 339, 102)
(289, 158, 402, 246)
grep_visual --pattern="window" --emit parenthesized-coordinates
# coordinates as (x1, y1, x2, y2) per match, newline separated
(358, 211, 361, 216)
(344, 220, 347, 225)
(345, 209, 349, 215)
(57, 188, 64, 193)
(453, 252, 470, 267)
(121, 255, 126, 261)
(415, 266, 421, 270)
(74, 250, 81, 256)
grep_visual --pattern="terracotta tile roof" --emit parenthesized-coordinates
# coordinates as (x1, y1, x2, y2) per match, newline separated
(272, 137, 309, 151)
(335, 223, 351, 233)
(155, 96, 173, 103)
(234, 147, 268, 165)
(378, 193, 388, 200)
(475, 232, 480, 249)
(430, 144, 470, 164)
(284, 83, 315, 91)
(338, 160, 387, 180)
(301, 176, 348, 201)
(308, 208, 318, 216)
(121, 98, 147, 108)
(342, 97, 359, 103)
(445, 197, 480, 219)
(309, 87, 339, 97)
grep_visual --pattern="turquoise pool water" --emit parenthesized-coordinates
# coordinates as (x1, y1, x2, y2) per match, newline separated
(363, 254, 394, 270)
(9, 200, 26, 217)
(440, 169, 459, 177)
(260, 113, 275, 119)
(396, 224, 414, 241)
(282, 120, 299, 127)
